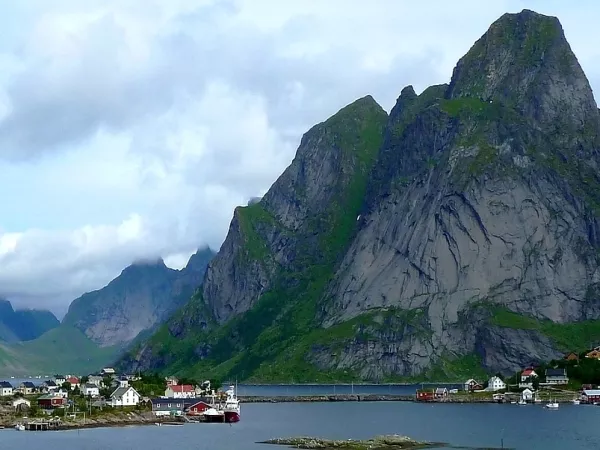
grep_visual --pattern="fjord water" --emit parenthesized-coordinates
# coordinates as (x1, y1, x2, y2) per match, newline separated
(3, 401, 600, 450)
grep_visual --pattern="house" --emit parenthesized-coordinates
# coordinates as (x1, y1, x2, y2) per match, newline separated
(42, 380, 58, 392)
(585, 350, 600, 360)
(55, 388, 69, 398)
(165, 376, 179, 387)
(101, 368, 116, 377)
(12, 398, 30, 411)
(582, 389, 600, 403)
(519, 369, 538, 388)
(0, 381, 13, 396)
(187, 400, 212, 416)
(434, 387, 448, 399)
(88, 375, 104, 386)
(84, 383, 100, 398)
(54, 375, 66, 385)
(118, 376, 129, 388)
(165, 384, 195, 399)
(415, 390, 434, 402)
(521, 388, 534, 402)
(464, 379, 479, 391)
(110, 386, 140, 407)
(564, 352, 579, 361)
(151, 398, 188, 416)
(487, 376, 506, 391)
(545, 368, 569, 385)
(17, 381, 36, 395)
(66, 376, 80, 389)
(38, 394, 67, 409)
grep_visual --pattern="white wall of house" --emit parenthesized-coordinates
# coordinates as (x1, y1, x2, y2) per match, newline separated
(111, 388, 140, 407)
(0, 387, 13, 396)
(85, 386, 100, 397)
(488, 377, 506, 391)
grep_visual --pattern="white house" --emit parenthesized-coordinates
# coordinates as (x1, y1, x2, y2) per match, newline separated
(164, 384, 195, 399)
(55, 388, 69, 398)
(88, 375, 104, 386)
(0, 381, 13, 396)
(101, 368, 116, 377)
(118, 376, 129, 388)
(519, 369, 538, 388)
(110, 386, 140, 407)
(487, 376, 506, 391)
(54, 375, 66, 385)
(521, 388, 534, 401)
(84, 383, 100, 397)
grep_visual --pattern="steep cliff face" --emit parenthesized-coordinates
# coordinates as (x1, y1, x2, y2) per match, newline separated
(0, 299, 59, 342)
(121, 10, 600, 381)
(62, 248, 214, 347)
(122, 97, 388, 375)
(316, 9, 600, 377)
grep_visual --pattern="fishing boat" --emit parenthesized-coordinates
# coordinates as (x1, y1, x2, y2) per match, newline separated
(203, 407, 225, 423)
(223, 385, 240, 423)
(545, 400, 559, 409)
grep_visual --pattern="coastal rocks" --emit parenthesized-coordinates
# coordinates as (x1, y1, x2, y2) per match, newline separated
(260, 435, 437, 450)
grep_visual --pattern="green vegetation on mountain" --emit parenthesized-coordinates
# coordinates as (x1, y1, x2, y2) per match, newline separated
(0, 299, 59, 343)
(119, 10, 600, 383)
(0, 326, 118, 376)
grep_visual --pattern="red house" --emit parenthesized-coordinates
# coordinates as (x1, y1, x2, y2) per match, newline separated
(187, 400, 212, 416)
(416, 390, 434, 402)
(38, 394, 67, 409)
(582, 389, 600, 404)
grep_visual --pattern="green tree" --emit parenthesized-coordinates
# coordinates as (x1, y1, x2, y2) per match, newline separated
(61, 381, 71, 391)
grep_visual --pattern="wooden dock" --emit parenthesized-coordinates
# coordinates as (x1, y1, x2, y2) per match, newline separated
(24, 420, 62, 431)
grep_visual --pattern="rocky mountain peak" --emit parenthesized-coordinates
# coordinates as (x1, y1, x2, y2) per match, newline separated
(447, 9, 598, 137)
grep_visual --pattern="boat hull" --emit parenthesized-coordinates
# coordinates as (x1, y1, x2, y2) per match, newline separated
(224, 411, 240, 423)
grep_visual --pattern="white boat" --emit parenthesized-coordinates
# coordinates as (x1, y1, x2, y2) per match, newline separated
(15, 424, 25, 431)
(572, 399, 580, 405)
(545, 400, 559, 409)
(518, 399, 527, 405)
(223, 385, 240, 423)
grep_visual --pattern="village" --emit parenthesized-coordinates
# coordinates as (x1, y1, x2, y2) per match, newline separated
(0, 367, 241, 429)
(416, 349, 600, 406)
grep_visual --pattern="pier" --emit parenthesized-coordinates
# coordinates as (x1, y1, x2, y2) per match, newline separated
(24, 420, 62, 431)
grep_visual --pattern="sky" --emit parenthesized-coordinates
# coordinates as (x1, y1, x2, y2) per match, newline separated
(0, 0, 598, 316)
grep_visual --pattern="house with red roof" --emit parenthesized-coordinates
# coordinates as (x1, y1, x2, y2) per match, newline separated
(66, 376, 80, 389)
(519, 368, 538, 388)
(165, 384, 196, 399)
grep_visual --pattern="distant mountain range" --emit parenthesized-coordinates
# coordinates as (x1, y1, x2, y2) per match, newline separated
(0, 299, 59, 342)
(0, 247, 215, 376)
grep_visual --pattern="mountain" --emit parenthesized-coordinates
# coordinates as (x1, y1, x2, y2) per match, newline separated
(118, 10, 600, 382)
(0, 247, 214, 376)
(62, 247, 215, 347)
(0, 299, 59, 342)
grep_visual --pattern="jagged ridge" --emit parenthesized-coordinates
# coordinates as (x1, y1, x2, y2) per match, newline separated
(119, 9, 600, 381)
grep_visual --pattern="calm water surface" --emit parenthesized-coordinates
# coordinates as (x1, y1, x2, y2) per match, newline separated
(3, 402, 600, 450)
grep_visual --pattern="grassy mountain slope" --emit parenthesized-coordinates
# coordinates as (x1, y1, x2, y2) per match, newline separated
(0, 326, 118, 376)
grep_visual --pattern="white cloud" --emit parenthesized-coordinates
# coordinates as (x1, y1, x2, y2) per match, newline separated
(0, 0, 599, 315)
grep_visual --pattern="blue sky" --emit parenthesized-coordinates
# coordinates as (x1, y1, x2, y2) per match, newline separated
(0, 0, 598, 315)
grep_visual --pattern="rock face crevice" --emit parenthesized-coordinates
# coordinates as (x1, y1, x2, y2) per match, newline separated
(120, 10, 600, 380)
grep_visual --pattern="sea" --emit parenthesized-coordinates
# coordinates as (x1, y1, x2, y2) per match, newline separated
(1, 384, 600, 449)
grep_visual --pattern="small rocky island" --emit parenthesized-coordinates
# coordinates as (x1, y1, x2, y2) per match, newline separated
(259, 435, 442, 449)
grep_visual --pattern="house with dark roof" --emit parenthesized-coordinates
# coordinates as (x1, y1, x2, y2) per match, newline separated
(17, 381, 36, 395)
(110, 386, 140, 407)
(545, 368, 569, 385)
(0, 381, 13, 396)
